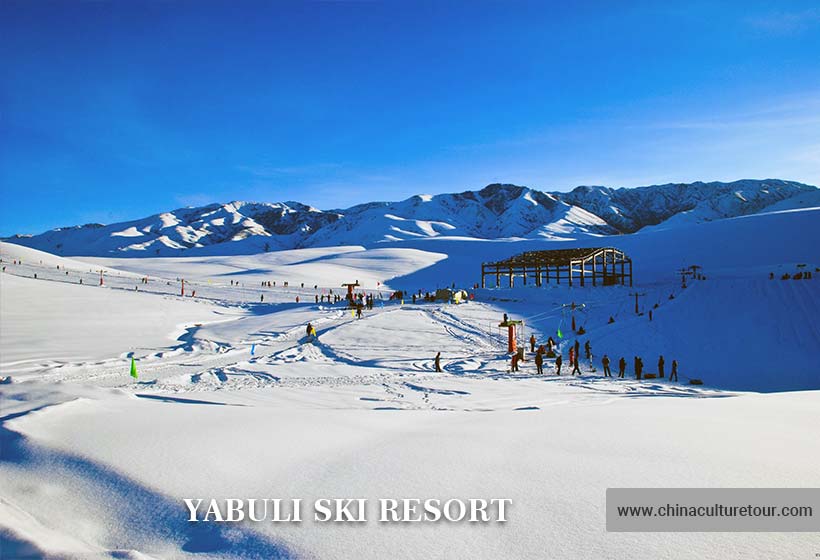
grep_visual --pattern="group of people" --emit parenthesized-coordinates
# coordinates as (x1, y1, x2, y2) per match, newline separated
(512, 327, 682, 382)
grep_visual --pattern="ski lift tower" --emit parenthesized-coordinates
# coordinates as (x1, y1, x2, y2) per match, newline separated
(342, 281, 360, 302)
(498, 319, 523, 353)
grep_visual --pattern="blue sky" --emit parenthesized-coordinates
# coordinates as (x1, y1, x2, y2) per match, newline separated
(2, 1, 819, 235)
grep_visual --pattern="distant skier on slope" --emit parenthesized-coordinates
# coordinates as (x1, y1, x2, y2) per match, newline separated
(306, 323, 313, 338)
(602, 355, 611, 377)
(658, 355, 665, 378)
(529, 334, 536, 353)
(618, 357, 626, 378)
(635, 356, 643, 380)
(670, 359, 678, 382)
(535, 351, 544, 375)
(555, 354, 563, 375)
(510, 352, 520, 372)
(435, 352, 442, 372)
(572, 351, 582, 375)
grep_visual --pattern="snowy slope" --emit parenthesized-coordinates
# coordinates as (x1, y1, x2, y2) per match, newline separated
(6, 180, 814, 257)
(1, 204, 819, 559)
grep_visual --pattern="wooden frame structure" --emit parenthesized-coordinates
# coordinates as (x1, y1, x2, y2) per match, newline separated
(481, 247, 632, 289)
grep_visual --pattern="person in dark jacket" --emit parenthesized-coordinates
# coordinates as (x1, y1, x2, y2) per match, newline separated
(618, 357, 626, 378)
(306, 323, 313, 337)
(511, 352, 519, 372)
(670, 359, 678, 381)
(635, 356, 643, 380)
(584, 340, 591, 360)
(602, 354, 611, 377)
(534, 351, 544, 375)
(435, 352, 442, 372)
(572, 351, 582, 375)
(530, 334, 536, 353)
(555, 354, 563, 375)
(658, 355, 665, 378)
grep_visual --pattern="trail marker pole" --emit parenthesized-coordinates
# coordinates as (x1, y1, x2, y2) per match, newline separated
(629, 292, 646, 314)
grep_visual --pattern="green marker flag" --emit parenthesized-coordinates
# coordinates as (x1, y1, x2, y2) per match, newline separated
(130, 358, 138, 380)
(557, 328, 563, 339)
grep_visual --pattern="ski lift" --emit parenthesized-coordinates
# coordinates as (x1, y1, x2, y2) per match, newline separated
(498, 319, 524, 353)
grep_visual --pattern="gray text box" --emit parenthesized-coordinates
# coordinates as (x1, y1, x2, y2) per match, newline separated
(607, 488, 820, 532)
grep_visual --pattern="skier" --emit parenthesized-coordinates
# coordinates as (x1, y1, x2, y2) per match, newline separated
(569, 347, 575, 367)
(670, 359, 679, 382)
(503, 313, 509, 324)
(572, 351, 582, 375)
(296, 296, 300, 303)
(635, 356, 643, 380)
(530, 334, 536, 353)
(535, 351, 544, 375)
(602, 354, 611, 377)
(547, 336, 555, 352)
(584, 340, 591, 360)
(306, 323, 313, 338)
(413, 293, 417, 304)
(260, 294, 264, 303)
(555, 353, 563, 375)
(356, 303, 363, 319)
(618, 357, 626, 378)
(510, 352, 520, 372)
(658, 355, 665, 378)
(649, 309, 653, 321)
(315, 295, 319, 304)
(574, 340, 580, 362)
(435, 352, 442, 372)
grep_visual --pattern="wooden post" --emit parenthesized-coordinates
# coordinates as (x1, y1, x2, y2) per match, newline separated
(592, 253, 597, 286)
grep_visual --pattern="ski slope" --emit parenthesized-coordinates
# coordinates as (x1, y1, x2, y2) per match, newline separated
(0, 207, 818, 559)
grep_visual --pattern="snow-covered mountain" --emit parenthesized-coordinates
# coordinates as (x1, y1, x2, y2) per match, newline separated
(6, 179, 815, 256)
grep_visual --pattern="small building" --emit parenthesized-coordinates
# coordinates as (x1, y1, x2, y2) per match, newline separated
(435, 288, 469, 303)
(481, 247, 633, 288)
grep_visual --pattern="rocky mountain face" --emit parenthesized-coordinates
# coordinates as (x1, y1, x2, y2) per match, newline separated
(6, 179, 815, 256)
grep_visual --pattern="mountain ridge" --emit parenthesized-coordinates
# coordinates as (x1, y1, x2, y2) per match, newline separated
(6, 179, 816, 257)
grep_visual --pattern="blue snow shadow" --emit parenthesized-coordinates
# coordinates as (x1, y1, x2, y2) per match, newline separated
(135, 394, 245, 406)
(0, 411, 296, 559)
(403, 382, 469, 396)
